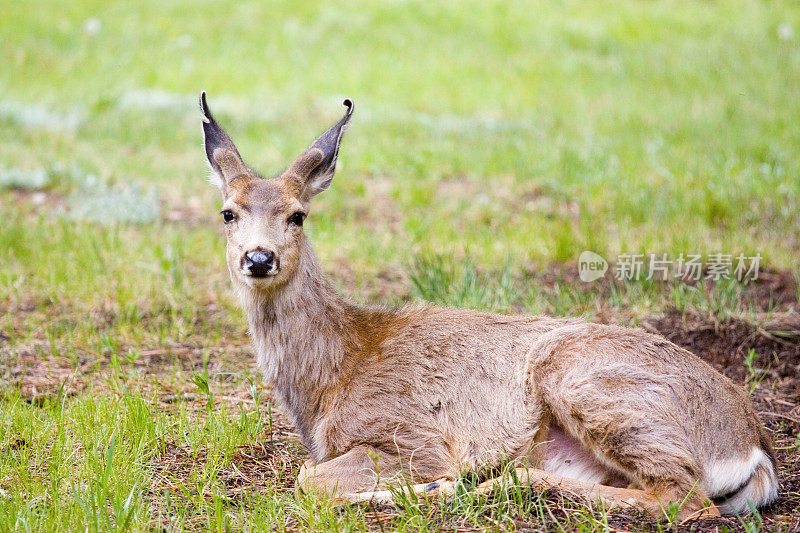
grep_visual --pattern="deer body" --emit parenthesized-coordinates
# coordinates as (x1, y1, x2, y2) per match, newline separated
(200, 94, 778, 520)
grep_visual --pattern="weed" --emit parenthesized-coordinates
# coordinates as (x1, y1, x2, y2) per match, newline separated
(744, 349, 768, 395)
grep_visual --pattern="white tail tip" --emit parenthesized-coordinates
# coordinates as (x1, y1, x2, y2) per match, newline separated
(715, 451, 779, 514)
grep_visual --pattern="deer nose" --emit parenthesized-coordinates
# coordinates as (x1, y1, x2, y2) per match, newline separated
(245, 250, 275, 277)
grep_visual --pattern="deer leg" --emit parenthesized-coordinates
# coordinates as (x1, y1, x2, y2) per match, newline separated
(643, 480, 721, 522)
(297, 445, 439, 501)
(298, 446, 389, 497)
(338, 466, 719, 521)
(297, 445, 464, 505)
(334, 466, 666, 511)
(340, 478, 454, 504)
(471, 468, 719, 520)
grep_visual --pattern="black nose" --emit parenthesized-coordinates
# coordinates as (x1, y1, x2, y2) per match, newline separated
(245, 251, 275, 277)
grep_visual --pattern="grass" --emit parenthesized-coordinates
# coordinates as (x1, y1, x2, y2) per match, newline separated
(743, 348, 769, 396)
(1, 0, 799, 531)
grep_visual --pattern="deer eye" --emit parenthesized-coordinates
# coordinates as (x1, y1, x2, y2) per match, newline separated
(220, 210, 236, 223)
(288, 211, 306, 226)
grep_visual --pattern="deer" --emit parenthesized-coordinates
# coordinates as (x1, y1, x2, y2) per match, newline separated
(199, 92, 779, 521)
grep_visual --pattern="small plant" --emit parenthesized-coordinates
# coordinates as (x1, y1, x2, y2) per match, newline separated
(97, 334, 120, 357)
(191, 373, 213, 413)
(192, 352, 215, 413)
(664, 500, 681, 524)
(72, 436, 139, 533)
(123, 348, 141, 365)
(743, 349, 767, 395)
(739, 501, 765, 533)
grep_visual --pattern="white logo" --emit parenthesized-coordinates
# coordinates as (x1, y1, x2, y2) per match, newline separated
(578, 251, 608, 282)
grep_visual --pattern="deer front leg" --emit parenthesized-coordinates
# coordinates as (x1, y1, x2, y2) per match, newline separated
(296, 445, 409, 499)
(296, 445, 454, 504)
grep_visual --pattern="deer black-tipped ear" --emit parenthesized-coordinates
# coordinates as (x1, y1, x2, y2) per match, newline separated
(200, 91, 247, 194)
(288, 99, 354, 202)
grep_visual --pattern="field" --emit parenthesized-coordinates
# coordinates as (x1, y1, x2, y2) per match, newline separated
(1, 0, 800, 531)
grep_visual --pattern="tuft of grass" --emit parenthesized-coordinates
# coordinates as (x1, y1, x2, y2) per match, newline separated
(743, 348, 769, 395)
(407, 254, 515, 312)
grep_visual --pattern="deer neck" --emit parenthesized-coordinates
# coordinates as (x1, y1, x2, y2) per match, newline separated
(235, 240, 350, 449)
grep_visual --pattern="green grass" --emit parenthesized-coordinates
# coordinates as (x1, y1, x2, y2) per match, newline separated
(1, 0, 799, 530)
(0, 387, 295, 532)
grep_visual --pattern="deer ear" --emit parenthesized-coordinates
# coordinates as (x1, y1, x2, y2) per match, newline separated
(200, 91, 248, 196)
(287, 99, 354, 202)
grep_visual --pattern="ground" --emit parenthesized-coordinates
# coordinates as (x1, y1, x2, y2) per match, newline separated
(1, 0, 799, 531)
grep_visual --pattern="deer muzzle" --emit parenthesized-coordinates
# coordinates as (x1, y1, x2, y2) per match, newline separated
(243, 250, 278, 278)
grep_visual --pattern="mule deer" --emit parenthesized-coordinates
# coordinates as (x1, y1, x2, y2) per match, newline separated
(199, 93, 778, 520)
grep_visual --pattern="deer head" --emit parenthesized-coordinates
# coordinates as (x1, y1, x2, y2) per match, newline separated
(200, 92, 353, 292)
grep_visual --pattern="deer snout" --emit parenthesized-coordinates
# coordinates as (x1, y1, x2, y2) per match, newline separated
(243, 250, 278, 278)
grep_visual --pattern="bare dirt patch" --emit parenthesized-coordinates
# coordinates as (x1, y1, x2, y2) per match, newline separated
(646, 311, 800, 385)
(152, 434, 304, 499)
(0, 339, 256, 408)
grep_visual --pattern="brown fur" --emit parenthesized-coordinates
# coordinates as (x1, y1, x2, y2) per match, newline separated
(199, 93, 778, 520)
